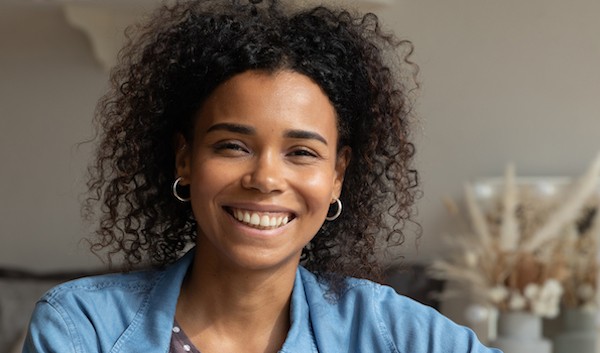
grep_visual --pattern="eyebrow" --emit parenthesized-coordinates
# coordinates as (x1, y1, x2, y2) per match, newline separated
(206, 123, 328, 145)
(284, 129, 328, 146)
(206, 123, 256, 135)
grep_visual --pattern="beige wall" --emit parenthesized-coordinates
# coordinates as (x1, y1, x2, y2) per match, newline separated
(0, 4, 106, 270)
(1, 1, 599, 276)
(379, 0, 600, 263)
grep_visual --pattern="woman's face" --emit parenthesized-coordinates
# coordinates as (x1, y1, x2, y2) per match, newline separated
(176, 70, 349, 272)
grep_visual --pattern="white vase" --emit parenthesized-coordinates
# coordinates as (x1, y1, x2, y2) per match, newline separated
(491, 311, 552, 353)
(553, 308, 597, 353)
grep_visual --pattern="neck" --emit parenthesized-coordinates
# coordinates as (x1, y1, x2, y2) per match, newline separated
(175, 246, 299, 353)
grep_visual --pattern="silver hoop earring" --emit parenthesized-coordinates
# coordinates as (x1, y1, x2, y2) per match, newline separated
(326, 198, 342, 221)
(172, 177, 191, 202)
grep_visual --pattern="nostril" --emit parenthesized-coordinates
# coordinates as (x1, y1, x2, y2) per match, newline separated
(238, 154, 286, 193)
(241, 171, 285, 193)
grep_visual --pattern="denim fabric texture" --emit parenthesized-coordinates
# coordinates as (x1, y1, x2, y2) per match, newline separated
(23, 250, 501, 353)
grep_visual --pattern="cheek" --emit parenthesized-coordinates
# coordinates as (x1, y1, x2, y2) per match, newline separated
(188, 159, 237, 208)
(298, 170, 336, 215)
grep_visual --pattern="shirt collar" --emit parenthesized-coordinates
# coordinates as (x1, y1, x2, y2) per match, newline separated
(113, 249, 318, 353)
(112, 249, 194, 353)
(279, 267, 319, 353)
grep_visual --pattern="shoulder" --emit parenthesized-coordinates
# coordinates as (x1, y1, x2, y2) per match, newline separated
(37, 268, 163, 326)
(298, 265, 425, 313)
(24, 269, 163, 353)
(298, 267, 499, 353)
(24, 250, 193, 353)
(39, 268, 164, 329)
(41, 269, 161, 305)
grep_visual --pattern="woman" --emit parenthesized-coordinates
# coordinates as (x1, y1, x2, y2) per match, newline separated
(24, 1, 500, 352)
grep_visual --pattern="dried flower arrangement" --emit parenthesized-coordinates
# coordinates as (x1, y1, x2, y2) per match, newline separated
(430, 154, 600, 319)
(559, 200, 600, 311)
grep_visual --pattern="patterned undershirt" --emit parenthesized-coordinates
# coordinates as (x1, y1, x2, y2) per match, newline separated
(170, 321, 201, 353)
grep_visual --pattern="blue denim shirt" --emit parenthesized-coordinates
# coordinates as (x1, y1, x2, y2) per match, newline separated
(23, 250, 501, 353)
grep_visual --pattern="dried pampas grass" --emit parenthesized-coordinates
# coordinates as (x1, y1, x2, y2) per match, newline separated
(430, 154, 600, 317)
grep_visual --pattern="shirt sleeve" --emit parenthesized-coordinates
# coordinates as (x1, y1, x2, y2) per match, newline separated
(22, 300, 79, 353)
(374, 284, 503, 353)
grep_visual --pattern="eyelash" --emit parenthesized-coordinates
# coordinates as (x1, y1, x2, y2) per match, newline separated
(289, 148, 318, 158)
(213, 141, 249, 153)
(212, 141, 320, 160)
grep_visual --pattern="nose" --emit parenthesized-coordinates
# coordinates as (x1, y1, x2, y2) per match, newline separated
(241, 151, 285, 193)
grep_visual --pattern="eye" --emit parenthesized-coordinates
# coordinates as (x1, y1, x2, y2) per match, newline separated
(288, 148, 319, 159)
(213, 141, 250, 156)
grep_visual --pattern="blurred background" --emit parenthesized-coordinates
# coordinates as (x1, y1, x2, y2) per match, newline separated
(1, 0, 599, 347)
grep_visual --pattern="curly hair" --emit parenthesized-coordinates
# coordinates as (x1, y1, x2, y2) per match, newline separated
(86, 0, 419, 294)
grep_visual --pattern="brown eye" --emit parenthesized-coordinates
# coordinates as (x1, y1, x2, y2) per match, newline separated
(213, 141, 250, 155)
(289, 148, 319, 158)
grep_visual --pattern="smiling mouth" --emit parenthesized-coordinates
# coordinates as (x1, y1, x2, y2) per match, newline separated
(225, 207, 295, 230)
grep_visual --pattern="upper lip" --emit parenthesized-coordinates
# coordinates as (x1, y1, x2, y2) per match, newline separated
(224, 203, 296, 215)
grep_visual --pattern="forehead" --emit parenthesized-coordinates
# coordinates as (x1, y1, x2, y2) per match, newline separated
(195, 70, 338, 139)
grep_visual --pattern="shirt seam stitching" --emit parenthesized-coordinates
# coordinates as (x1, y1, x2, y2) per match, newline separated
(42, 299, 84, 353)
(373, 285, 400, 353)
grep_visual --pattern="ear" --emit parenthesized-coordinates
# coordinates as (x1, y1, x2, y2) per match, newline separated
(332, 146, 351, 200)
(174, 133, 192, 185)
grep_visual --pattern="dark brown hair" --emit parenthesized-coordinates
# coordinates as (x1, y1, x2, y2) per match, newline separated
(86, 0, 420, 294)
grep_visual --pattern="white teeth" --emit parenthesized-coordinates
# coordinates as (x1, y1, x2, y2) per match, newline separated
(230, 208, 292, 229)
(260, 215, 270, 227)
(250, 213, 260, 226)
